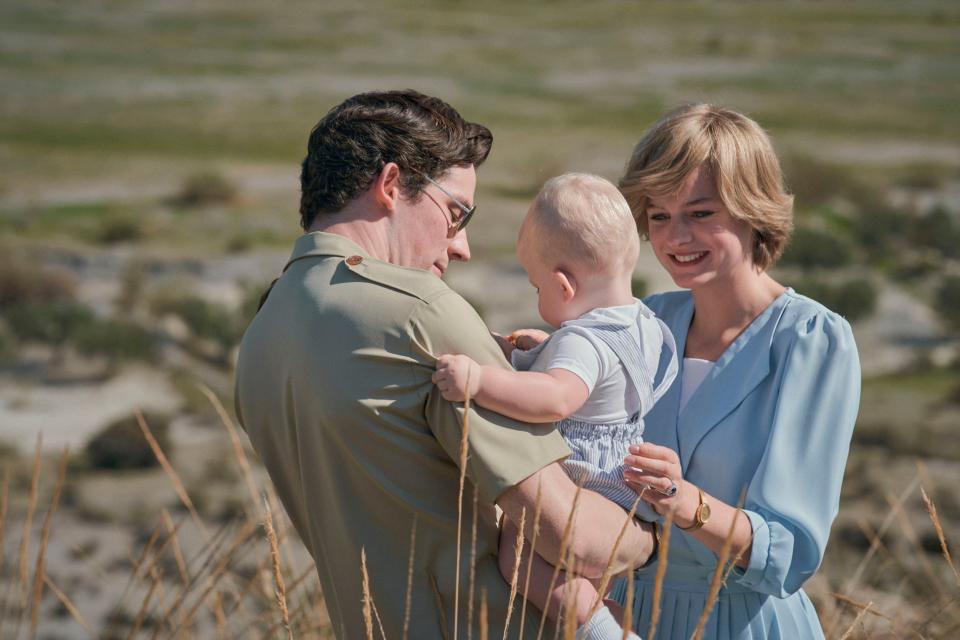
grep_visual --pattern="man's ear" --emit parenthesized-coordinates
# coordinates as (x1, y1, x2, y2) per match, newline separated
(553, 269, 577, 302)
(373, 162, 402, 213)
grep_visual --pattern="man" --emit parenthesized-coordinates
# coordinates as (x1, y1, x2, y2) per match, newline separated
(235, 90, 654, 639)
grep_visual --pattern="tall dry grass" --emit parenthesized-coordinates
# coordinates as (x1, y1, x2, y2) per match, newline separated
(2, 389, 957, 639)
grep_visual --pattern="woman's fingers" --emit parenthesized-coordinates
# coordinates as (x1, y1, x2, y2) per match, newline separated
(628, 442, 679, 463)
(624, 456, 673, 476)
(625, 470, 676, 494)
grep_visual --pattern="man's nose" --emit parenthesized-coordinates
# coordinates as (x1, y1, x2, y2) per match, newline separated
(448, 229, 471, 262)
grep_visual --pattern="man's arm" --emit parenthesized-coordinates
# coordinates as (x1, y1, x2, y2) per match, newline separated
(434, 355, 590, 423)
(497, 462, 656, 579)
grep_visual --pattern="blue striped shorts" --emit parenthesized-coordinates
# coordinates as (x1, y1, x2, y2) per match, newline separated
(559, 418, 644, 512)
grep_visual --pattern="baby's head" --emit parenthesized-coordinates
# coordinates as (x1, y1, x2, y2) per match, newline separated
(518, 173, 640, 327)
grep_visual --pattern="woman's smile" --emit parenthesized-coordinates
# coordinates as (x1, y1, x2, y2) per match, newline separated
(670, 251, 708, 265)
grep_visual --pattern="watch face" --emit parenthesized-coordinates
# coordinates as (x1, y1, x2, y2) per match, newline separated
(700, 502, 712, 523)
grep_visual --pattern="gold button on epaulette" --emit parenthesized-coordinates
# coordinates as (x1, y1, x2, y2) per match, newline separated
(345, 255, 363, 266)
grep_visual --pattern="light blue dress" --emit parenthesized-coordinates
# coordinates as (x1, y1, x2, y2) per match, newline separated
(611, 288, 861, 639)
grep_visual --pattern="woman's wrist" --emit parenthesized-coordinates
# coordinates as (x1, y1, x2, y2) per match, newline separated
(673, 480, 700, 530)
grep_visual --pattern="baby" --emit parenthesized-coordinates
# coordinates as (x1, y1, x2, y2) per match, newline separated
(433, 173, 677, 637)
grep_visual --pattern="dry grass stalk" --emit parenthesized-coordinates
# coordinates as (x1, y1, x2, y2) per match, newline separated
(468, 485, 480, 640)
(264, 497, 293, 640)
(372, 596, 388, 640)
(160, 519, 258, 639)
(518, 480, 544, 640)
(561, 551, 579, 640)
(361, 548, 375, 640)
(135, 409, 208, 537)
(857, 519, 890, 558)
(480, 588, 488, 640)
(501, 506, 527, 640)
(885, 492, 942, 589)
(920, 487, 960, 589)
(0, 466, 9, 573)
(161, 509, 190, 585)
(454, 368, 473, 640)
(199, 383, 262, 515)
(535, 483, 583, 640)
(44, 575, 95, 639)
(589, 494, 643, 621)
(831, 592, 926, 639)
(29, 447, 69, 637)
(837, 600, 873, 640)
(690, 504, 738, 640)
(429, 571, 452, 640)
(128, 568, 162, 640)
(621, 559, 634, 640)
(213, 591, 228, 638)
(837, 476, 918, 601)
(402, 516, 418, 640)
(119, 519, 164, 602)
(647, 511, 674, 640)
(17, 432, 42, 616)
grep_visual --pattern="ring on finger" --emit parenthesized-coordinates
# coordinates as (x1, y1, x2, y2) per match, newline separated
(651, 480, 678, 497)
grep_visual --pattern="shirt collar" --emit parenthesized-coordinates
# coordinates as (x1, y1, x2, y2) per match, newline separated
(284, 231, 370, 272)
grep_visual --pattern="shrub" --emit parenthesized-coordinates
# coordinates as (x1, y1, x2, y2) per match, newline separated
(85, 412, 171, 470)
(934, 276, 960, 331)
(73, 319, 157, 362)
(0, 258, 76, 308)
(173, 172, 238, 207)
(631, 276, 648, 299)
(791, 277, 878, 323)
(3, 301, 96, 346)
(912, 206, 960, 259)
(780, 227, 854, 271)
(95, 214, 144, 245)
(167, 297, 240, 348)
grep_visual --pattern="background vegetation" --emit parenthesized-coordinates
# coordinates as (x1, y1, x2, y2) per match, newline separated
(1, 0, 958, 637)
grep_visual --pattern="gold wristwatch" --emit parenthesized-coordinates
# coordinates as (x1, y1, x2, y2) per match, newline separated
(678, 486, 711, 531)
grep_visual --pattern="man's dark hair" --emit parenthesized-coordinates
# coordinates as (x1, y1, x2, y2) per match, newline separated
(299, 90, 493, 230)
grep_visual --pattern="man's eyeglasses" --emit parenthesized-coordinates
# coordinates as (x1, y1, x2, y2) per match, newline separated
(415, 171, 477, 236)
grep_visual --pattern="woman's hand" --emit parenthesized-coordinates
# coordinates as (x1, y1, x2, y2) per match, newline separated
(624, 443, 698, 528)
(508, 328, 550, 351)
(433, 354, 482, 402)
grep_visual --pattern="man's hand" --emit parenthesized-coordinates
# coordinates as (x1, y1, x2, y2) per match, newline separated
(433, 354, 482, 402)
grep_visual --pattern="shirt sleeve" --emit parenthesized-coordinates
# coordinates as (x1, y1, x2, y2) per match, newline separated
(540, 330, 604, 394)
(408, 290, 571, 504)
(733, 310, 861, 597)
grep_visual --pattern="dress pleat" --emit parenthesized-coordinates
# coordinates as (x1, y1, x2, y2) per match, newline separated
(612, 565, 825, 639)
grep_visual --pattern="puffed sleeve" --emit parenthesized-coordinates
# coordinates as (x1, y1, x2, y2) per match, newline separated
(734, 311, 860, 597)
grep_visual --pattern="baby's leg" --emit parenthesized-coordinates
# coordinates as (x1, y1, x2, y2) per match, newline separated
(498, 517, 602, 628)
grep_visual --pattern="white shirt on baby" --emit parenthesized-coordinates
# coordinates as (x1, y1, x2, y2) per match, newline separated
(510, 301, 663, 424)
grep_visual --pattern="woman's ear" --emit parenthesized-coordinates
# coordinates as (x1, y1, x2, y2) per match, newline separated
(553, 269, 577, 302)
(373, 162, 401, 213)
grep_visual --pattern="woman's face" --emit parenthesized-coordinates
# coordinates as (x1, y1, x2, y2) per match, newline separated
(645, 166, 756, 291)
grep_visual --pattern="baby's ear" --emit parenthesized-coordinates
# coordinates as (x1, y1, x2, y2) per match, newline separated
(552, 269, 577, 302)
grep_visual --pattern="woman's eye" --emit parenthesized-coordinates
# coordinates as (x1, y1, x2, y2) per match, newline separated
(648, 212, 668, 222)
(691, 210, 715, 218)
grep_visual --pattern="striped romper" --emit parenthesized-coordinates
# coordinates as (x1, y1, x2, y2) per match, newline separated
(511, 300, 678, 513)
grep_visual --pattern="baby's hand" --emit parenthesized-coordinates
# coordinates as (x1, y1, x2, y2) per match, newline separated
(433, 354, 482, 402)
(508, 329, 550, 351)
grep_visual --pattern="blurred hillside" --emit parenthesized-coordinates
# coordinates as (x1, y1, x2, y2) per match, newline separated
(1, 1, 959, 637)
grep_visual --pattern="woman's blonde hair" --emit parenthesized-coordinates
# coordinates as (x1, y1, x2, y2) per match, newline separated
(619, 104, 794, 271)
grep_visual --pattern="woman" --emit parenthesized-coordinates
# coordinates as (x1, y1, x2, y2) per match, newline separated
(613, 104, 861, 639)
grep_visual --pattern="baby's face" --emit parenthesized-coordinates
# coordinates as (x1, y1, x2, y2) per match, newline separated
(516, 220, 573, 329)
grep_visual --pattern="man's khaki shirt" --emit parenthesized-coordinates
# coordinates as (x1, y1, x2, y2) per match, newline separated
(235, 232, 570, 639)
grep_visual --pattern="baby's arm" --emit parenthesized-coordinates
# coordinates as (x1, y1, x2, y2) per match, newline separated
(433, 355, 589, 423)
